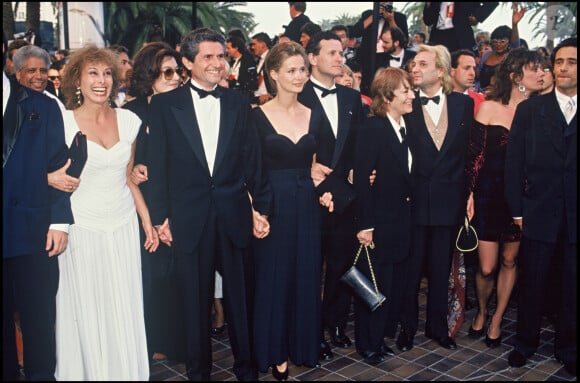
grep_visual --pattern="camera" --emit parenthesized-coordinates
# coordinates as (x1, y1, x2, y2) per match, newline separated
(381, 3, 393, 13)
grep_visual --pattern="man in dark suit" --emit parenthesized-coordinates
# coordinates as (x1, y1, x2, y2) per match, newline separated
(376, 26, 416, 72)
(505, 37, 577, 377)
(423, 2, 498, 54)
(298, 31, 365, 362)
(284, 2, 311, 43)
(397, 44, 473, 352)
(3, 31, 73, 381)
(146, 28, 271, 381)
(226, 36, 258, 100)
(348, 2, 409, 96)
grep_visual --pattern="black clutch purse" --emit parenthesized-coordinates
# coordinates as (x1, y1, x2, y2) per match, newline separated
(316, 172, 356, 214)
(455, 215, 479, 252)
(340, 243, 386, 311)
(66, 131, 88, 178)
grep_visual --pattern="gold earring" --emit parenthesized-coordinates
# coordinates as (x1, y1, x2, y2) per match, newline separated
(76, 87, 82, 106)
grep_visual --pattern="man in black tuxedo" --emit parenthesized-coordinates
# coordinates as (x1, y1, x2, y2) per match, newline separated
(423, 2, 498, 54)
(505, 37, 577, 377)
(146, 28, 271, 381)
(284, 2, 311, 43)
(298, 31, 365, 361)
(376, 26, 416, 72)
(3, 31, 73, 381)
(397, 44, 473, 353)
(348, 2, 409, 96)
(226, 36, 258, 100)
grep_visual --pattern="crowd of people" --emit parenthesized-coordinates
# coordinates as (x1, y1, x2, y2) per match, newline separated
(2, 1, 577, 381)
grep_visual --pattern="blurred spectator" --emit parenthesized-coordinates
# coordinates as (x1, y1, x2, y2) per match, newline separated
(536, 46, 550, 57)
(226, 36, 259, 99)
(450, 49, 485, 114)
(423, 2, 498, 53)
(410, 32, 426, 51)
(47, 63, 66, 105)
(376, 26, 416, 71)
(538, 55, 555, 95)
(348, 2, 409, 96)
(107, 45, 132, 106)
(476, 39, 492, 66)
(4, 39, 29, 76)
(331, 24, 357, 66)
(250, 32, 274, 105)
(284, 2, 311, 43)
(299, 22, 322, 48)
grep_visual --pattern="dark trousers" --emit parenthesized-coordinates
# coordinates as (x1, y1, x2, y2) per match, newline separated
(176, 208, 257, 381)
(3, 254, 59, 381)
(400, 225, 455, 338)
(321, 205, 357, 331)
(514, 235, 577, 365)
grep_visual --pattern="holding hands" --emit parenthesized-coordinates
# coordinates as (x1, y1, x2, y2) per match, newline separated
(252, 209, 270, 239)
(131, 164, 148, 185)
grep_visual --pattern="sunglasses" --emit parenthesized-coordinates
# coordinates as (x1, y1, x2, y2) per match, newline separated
(162, 67, 184, 80)
(491, 38, 509, 45)
(49, 75, 61, 80)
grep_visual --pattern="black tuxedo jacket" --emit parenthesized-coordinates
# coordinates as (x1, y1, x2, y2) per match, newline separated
(3, 80, 73, 258)
(353, 115, 414, 263)
(229, 53, 258, 97)
(298, 81, 364, 183)
(284, 13, 311, 43)
(505, 92, 577, 243)
(406, 91, 474, 226)
(145, 83, 271, 253)
(423, 2, 498, 52)
(375, 49, 416, 71)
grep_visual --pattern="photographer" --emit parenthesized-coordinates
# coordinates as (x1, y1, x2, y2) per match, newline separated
(348, 2, 409, 96)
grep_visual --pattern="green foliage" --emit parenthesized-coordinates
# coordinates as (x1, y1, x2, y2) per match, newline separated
(104, 2, 256, 56)
(318, 13, 360, 31)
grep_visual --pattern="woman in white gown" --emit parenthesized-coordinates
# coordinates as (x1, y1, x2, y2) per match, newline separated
(55, 46, 158, 381)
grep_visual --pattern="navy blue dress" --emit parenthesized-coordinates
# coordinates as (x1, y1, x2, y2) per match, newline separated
(251, 107, 322, 372)
(470, 122, 522, 242)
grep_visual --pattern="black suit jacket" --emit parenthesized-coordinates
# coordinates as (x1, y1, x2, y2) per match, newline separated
(375, 48, 416, 72)
(298, 81, 364, 184)
(505, 92, 577, 243)
(406, 91, 474, 226)
(349, 9, 409, 96)
(3, 80, 73, 258)
(423, 2, 498, 52)
(229, 53, 258, 98)
(353, 116, 413, 263)
(145, 83, 271, 253)
(284, 13, 311, 43)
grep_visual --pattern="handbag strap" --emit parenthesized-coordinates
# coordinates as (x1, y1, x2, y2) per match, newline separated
(354, 243, 381, 299)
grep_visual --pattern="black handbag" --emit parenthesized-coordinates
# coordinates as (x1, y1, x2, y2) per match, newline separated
(340, 243, 386, 311)
(66, 131, 88, 178)
(455, 215, 479, 252)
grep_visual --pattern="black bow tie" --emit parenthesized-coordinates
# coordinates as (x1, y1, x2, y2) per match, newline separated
(311, 82, 338, 98)
(420, 95, 440, 105)
(189, 82, 221, 99)
(387, 54, 401, 62)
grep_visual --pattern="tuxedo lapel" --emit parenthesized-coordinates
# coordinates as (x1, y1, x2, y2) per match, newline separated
(438, 95, 459, 159)
(383, 117, 409, 174)
(332, 87, 352, 168)
(213, 87, 234, 174)
(4, 85, 29, 168)
(171, 87, 209, 173)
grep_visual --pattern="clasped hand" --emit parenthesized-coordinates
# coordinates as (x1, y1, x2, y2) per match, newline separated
(252, 209, 270, 239)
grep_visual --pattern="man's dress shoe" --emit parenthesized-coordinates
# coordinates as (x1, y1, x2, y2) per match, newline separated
(396, 329, 414, 352)
(359, 350, 384, 365)
(319, 341, 334, 361)
(508, 350, 527, 368)
(380, 343, 396, 357)
(424, 329, 457, 350)
(328, 326, 352, 348)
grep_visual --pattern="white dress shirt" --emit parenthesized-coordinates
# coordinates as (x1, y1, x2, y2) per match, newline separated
(190, 79, 221, 175)
(310, 76, 339, 138)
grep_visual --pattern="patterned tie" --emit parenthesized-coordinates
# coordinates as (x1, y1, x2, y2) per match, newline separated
(564, 98, 576, 123)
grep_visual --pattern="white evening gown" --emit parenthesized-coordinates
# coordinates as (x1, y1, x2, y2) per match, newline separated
(55, 109, 149, 381)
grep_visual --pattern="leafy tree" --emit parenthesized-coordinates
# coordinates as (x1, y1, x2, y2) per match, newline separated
(104, 2, 256, 56)
(318, 13, 360, 31)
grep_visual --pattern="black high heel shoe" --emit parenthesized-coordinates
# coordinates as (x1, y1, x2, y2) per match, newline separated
(468, 311, 487, 339)
(485, 326, 502, 348)
(272, 364, 289, 381)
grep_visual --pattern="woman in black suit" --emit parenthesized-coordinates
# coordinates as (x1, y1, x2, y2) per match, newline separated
(352, 67, 415, 365)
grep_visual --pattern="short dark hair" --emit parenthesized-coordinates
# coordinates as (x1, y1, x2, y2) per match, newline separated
(251, 32, 272, 49)
(180, 28, 226, 63)
(227, 28, 246, 43)
(414, 32, 426, 42)
(450, 49, 476, 69)
(330, 25, 348, 37)
(305, 30, 341, 55)
(551, 37, 577, 65)
(384, 27, 406, 48)
(299, 22, 321, 38)
(289, 2, 306, 13)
